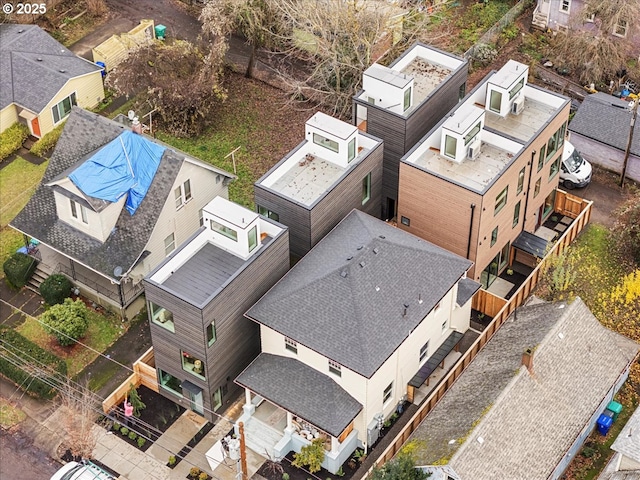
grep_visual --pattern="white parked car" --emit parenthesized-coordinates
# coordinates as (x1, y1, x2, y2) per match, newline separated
(51, 461, 115, 480)
(560, 141, 592, 189)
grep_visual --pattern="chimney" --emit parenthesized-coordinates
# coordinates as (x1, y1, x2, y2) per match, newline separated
(522, 348, 534, 373)
(131, 117, 142, 134)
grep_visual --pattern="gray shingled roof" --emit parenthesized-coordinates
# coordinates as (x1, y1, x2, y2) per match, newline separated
(236, 353, 362, 437)
(612, 405, 640, 463)
(0, 25, 101, 112)
(408, 298, 639, 480)
(569, 92, 640, 156)
(456, 278, 480, 307)
(10, 108, 231, 281)
(246, 210, 473, 378)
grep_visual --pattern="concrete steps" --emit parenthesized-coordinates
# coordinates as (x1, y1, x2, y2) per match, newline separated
(27, 262, 53, 292)
(532, 12, 548, 30)
(243, 417, 282, 460)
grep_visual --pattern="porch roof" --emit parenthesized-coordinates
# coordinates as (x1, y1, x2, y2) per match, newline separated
(512, 230, 548, 258)
(236, 353, 362, 438)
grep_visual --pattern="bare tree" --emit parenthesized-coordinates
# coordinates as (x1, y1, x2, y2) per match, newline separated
(550, 0, 639, 84)
(107, 40, 227, 137)
(200, 0, 280, 78)
(58, 379, 102, 459)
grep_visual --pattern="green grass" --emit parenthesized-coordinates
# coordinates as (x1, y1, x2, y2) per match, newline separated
(16, 309, 124, 378)
(0, 157, 48, 227)
(156, 106, 262, 209)
(0, 398, 26, 428)
(0, 228, 23, 267)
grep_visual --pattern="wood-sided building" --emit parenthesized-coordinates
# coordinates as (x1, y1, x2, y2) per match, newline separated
(397, 60, 571, 289)
(254, 112, 383, 259)
(353, 42, 468, 220)
(143, 197, 289, 419)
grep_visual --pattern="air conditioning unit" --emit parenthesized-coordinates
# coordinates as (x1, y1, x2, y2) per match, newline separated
(512, 96, 525, 115)
(367, 418, 381, 446)
(467, 138, 481, 160)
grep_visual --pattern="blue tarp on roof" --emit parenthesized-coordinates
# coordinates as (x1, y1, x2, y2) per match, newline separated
(69, 131, 166, 215)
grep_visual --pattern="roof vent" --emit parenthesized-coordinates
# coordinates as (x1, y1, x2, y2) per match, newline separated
(375, 286, 380, 292)
(379, 235, 385, 239)
(347, 255, 353, 261)
(340, 270, 348, 278)
(18, 29, 24, 33)
(359, 261, 366, 268)
(404, 303, 409, 309)
(357, 245, 363, 250)
(59, 69, 66, 73)
(36, 57, 42, 62)
(373, 247, 379, 254)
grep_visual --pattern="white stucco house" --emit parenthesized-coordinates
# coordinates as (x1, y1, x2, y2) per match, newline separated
(235, 209, 480, 473)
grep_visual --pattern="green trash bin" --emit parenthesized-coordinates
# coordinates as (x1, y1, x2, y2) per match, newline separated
(607, 401, 623, 421)
(155, 24, 166, 40)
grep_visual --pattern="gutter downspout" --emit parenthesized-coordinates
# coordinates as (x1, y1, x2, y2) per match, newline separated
(523, 150, 536, 227)
(466, 203, 475, 259)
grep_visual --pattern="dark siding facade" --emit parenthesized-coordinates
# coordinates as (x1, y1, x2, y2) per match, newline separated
(354, 61, 468, 220)
(143, 229, 290, 420)
(255, 137, 384, 259)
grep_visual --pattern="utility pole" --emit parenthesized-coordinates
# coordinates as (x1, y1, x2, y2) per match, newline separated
(620, 97, 638, 188)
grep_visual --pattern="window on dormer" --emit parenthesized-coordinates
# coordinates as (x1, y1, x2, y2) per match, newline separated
(444, 135, 457, 158)
(69, 199, 88, 224)
(403, 87, 412, 111)
(464, 122, 481, 146)
(509, 78, 524, 100)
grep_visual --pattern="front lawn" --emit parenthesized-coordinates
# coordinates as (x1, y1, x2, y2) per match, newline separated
(16, 307, 123, 378)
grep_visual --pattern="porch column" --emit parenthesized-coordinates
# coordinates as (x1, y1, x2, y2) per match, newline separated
(331, 436, 340, 454)
(284, 411, 295, 435)
(242, 389, 255, 416)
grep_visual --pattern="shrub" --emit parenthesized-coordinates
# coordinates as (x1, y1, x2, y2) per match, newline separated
(39, 273, 72, 305)
(199, 473, 208, 480)
(40, 298, 89, 347)
(120, 426, 129, 436)
(612, 192, 640, 265)
(128, 431, 137, 440)
(190, 467, 201, 478)
(30, 122, 65, 158)
(282, 474, 290, 480)
(113, 422, 121, 431)
(0, 123, 29, 162)
(137, 436, 146, 448)
(3, 252, 37, 289)
(292, 438, 325, 473)
(0, 327, 67, 399)
(168, 455, 176, 466)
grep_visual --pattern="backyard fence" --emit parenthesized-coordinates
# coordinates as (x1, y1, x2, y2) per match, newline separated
(102, 347, 158, 414)
(359, 190, 593, 478)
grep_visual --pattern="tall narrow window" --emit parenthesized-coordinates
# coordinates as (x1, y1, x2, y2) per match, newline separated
(383, 382, 393, 405)
(207, 322, 216, 346)
(489, 90, 502, 113)
(458, 83, 466, 101)
(538, 145, 546, 172)
(549, 155, 561, 180)
(441, 319, 448, 333)
(70, 199, 88, 224)
(419, 341, 429, 363)
(513, 201, 521, 228)
(213, 387, 223, 411)
(199, 209, 204, 227)
(517, 167, 525, 194)
(403, 87, 412, 111)
(164, 233, 176, 256)
(491, 226, 499, 247)
(362, 173, 371, 205)
(175, 187, 183, 209)
(248, 226, 257, 252)
(534, 178, 541, 198)
(70, 199, 77, 219)
(494, 186, 508, 215)
(348, 138, 356, 162)
(183, 180, 192, 202)
(444, 135, 457, 158)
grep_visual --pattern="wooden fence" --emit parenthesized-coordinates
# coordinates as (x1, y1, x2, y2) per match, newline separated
(361, 193, 593, 477)
(101, 347, 158, 414)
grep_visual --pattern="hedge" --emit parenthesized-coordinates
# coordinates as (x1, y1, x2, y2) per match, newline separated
(0, 123, 29, 162)
(0, 327, 67, 399)
(40, 273, 72, 305)
(3, 252, 37, 289)
(30, 122, 65, 158)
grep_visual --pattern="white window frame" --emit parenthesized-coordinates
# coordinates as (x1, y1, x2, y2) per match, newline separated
(164, 233, 176, 256)
(441, 319, 449, 333)
(613, 19, 628, 37)
(419, 340, 429, 363)
(70, 199, 88, 224)
(52, 92, 77, 125)
(383, 382, 393, 406)
(175, 180, 192, 210)
(585, 12, 595, 22)
(313, 133, 339, 153)
(560, 0, 570, 13)
(210, 219, 237, 241)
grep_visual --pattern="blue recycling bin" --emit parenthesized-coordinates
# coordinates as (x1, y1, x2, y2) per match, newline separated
(597, 413, 613, 435)
(95, 61, 106, 78)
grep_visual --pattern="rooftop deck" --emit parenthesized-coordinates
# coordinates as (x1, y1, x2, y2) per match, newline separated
(402, 58, 453, 114)
(483, 96, 557, 142)
(270, 153, 348, 206)
(411, 142, 516, 192)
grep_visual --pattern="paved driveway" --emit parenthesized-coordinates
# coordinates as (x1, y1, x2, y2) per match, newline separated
(0, 281, 44, 327)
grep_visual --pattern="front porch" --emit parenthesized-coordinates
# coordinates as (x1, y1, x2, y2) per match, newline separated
(235, 354, 363, 474)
